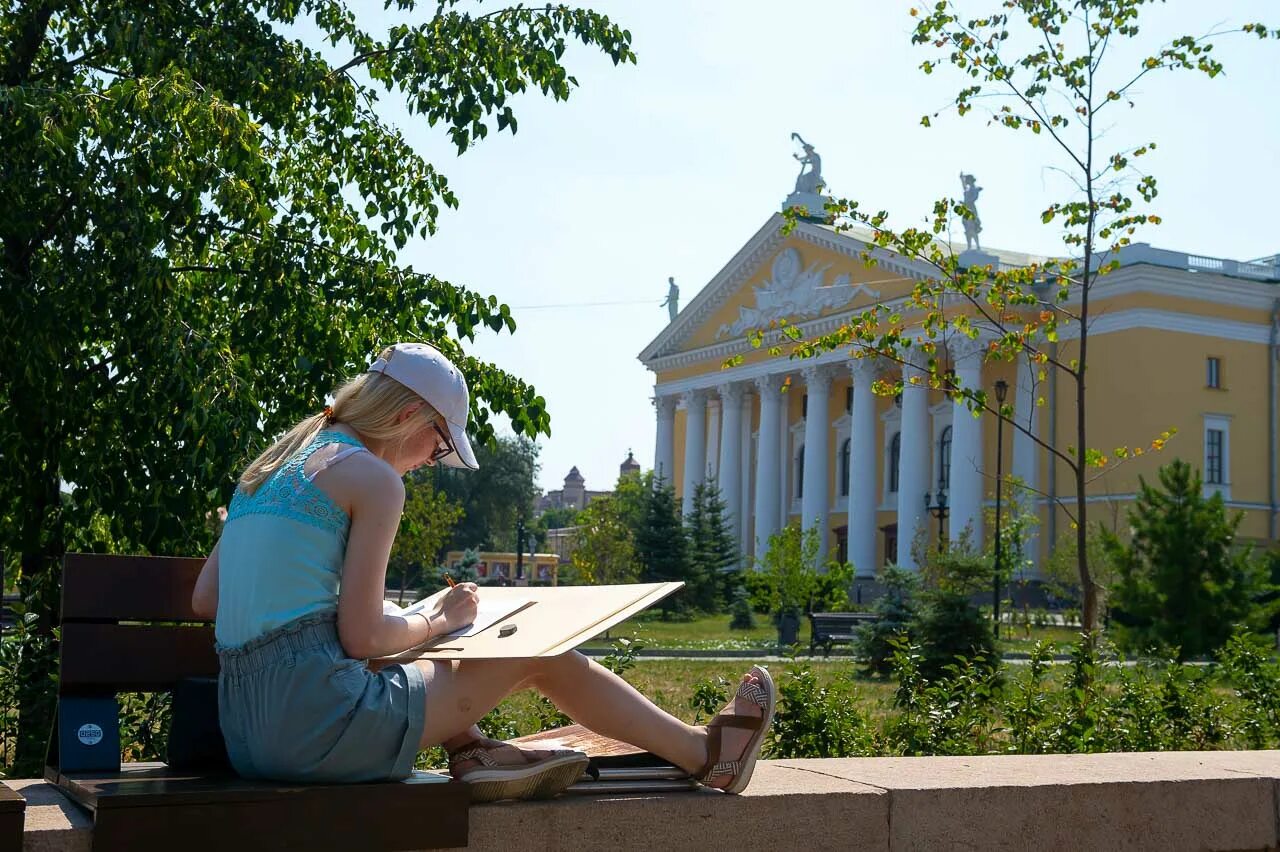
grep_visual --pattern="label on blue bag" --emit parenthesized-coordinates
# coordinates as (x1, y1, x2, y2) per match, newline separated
(77, 723, 104, 746)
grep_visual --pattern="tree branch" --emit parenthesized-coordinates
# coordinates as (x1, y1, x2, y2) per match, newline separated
(2, 1, 55, 87)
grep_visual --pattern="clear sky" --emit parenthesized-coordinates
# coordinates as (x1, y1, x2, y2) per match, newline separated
(318, 1, 1280, 493)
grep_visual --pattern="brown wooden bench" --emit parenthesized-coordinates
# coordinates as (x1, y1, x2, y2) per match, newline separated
(0, 781, 24, 851)
(46, 553, 468, 851)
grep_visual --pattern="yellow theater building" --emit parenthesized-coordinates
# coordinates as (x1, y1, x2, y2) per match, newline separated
(639, 173, 1280, 583)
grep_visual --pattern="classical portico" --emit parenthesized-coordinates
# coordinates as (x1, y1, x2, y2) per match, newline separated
(638, 156, 1051, 576)
(649, 322, 1034, 576)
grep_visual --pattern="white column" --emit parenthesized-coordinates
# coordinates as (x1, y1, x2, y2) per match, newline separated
(897, 351, 931, 569)
(753, 376, 784, 561)
(653, 395, 677, 488)
(948, 338, 985, 546)
(705, 398, 721, 482)
(739, 390, 754, 560)
(681, 389, 708, 517)
(1012, 353, 1041, 574)
(716, 383, 744, 559)
(847, 359, 879, 578)
(801, 365, 834, 562)
(778, 380, 791, 529)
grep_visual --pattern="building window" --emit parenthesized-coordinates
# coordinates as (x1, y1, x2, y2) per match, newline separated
(889, 432, 901, 494)
(1206, 357, 1222, 389)
(796, 445, 805, 499)
(840, 438, 851, 497)
(802, 394, 808, 418)
(939, 426, 952, 490)
(845, 386, 853, 413)
(1203, 414, 1231, 499)
(1206, 429, 1224, 484)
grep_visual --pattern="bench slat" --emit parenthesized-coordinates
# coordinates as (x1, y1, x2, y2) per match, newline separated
(56, 765, 469, 851)
(62, 554, 208, 622)
(0, 782, 24, 852)
(60, 623, 218, 694)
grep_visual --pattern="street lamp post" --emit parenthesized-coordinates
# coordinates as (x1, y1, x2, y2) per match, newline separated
(992, 379, 1009, 641)
(924, 488, 949, 549)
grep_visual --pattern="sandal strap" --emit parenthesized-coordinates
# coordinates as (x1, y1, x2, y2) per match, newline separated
(450, 746, 499, 768)
(708, 714, 764, 731)
(696, 721, 725, 781)
(737, 680, 770, 709)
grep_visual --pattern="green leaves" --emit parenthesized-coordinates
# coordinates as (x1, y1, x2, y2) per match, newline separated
(0, 5, 632, 763)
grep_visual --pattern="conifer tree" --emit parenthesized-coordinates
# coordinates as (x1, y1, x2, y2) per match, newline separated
(1105, 460, 1268, 660)
(685, 481, 739, 613)
(634, 477, 691, 617)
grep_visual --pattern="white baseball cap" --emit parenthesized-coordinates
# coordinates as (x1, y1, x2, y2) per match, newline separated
(367, 342, 479, 470)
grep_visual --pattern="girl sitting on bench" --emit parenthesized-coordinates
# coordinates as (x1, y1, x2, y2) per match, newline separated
(192, 342, 776, 801)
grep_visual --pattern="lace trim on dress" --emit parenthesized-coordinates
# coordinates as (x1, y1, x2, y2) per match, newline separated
(226, 431, 366, 535)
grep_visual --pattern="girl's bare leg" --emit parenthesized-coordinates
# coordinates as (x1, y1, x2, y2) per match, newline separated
(414, 651, 761, 777)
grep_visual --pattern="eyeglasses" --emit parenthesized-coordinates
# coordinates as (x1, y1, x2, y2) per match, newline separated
(428, 421, 454, 463)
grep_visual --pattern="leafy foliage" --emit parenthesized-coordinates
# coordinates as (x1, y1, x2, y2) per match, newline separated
(915, 542, 998, 679)
(435, 436, 540, 552)
(389, 472, 464, 600)
(570, 492, 640, 585)
(0, 0, 634, 774)
(855, 564, 920, 677)
(1105, 460, 1271, 660)
(747, 521, 849, 614)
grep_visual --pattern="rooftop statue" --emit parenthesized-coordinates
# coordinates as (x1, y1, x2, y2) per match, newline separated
(791, 132, 823, 195)
(660, 276, 679, 323)
(959, 172, 983, 251)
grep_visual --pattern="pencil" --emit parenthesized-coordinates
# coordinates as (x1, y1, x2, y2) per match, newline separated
(445, 573, 457, 589)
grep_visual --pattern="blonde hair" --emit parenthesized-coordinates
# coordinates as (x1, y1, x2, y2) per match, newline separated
(238, 347, 441, 494)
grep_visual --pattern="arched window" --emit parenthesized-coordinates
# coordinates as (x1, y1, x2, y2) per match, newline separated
(889, 432, 901, 493)
(796, 445, 805, 500)
(840, 438, 851, 497)
(939, 425, 952, 490)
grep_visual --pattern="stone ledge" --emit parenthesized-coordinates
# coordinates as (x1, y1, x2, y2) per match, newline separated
(8, 751, 1280, 851)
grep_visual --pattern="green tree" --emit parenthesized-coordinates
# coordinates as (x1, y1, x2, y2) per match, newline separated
(569, 494, 639, 585)
(1105, 459, 1269, 660)
(533, 506, 580, 549)
(436, 435, 540, 551)
(389, 473, 464, 604)
(0, 1, 633, 773)
(855, 564, 920, 677)
(753, 1, 1277, 634)
(753, 523, 822, 620)
(634, 478, 691, 617)
(915, 542, 998, 680)
(684, 481, 739, 613)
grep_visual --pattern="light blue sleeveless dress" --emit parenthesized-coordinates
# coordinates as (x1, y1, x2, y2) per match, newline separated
(215, 430, 427, 782)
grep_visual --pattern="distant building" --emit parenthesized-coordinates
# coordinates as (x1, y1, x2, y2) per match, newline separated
(537, 451, 640, 512)
(444, 550, 560, 585)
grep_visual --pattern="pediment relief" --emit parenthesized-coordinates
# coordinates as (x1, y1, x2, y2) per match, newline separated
(715, 247, 880, 340)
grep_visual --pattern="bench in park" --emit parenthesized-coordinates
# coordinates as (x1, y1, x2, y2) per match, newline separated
(35, 552, 693, 851)
(44, 553, 469, 851)
(807, 611, 879, 658)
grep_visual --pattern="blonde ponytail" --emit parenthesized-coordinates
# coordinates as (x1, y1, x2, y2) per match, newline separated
(238, 348, 441, 494)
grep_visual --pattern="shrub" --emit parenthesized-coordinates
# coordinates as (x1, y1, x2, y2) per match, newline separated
(728, 586, 756, 630)
(854, 564, 919, 677)
(766, 665, 878, 758)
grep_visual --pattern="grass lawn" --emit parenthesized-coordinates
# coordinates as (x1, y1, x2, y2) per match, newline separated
(497, 658, 895, 727)
(579, 610, 1083, 654)
(580, 611, 808, 651)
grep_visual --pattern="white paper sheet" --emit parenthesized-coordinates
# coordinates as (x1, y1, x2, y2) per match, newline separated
(384, 592, 530, 638)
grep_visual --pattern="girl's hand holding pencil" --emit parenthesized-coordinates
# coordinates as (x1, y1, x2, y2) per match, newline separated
(438, 576, 479, 633)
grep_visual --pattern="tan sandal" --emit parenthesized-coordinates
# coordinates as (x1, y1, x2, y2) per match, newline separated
(449, 741, 588, 802)
(696, 665, 776, 794)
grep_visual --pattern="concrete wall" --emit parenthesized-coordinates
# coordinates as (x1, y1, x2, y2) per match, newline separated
(10, 751, 1280, 851)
